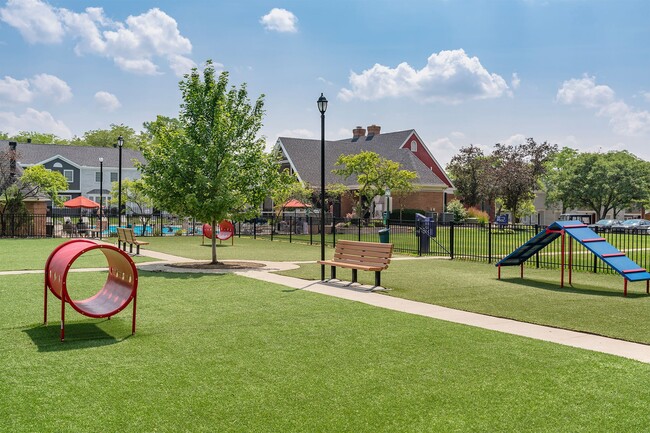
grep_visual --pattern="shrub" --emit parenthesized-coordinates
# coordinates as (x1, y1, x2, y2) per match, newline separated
(446, 200, 467, 222)
(467, 207, 490, 224)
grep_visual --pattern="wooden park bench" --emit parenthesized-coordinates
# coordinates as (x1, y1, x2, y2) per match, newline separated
(117, 227, 150, 255)
(318, 240, 394, 287)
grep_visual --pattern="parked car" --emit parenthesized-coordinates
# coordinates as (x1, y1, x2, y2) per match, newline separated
(610, 219, 650, 233)
(588, 219, 623, 232)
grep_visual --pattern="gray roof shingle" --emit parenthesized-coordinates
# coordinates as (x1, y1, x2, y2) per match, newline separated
(1, 141, 145, 169)
(278, 130, 447, 188)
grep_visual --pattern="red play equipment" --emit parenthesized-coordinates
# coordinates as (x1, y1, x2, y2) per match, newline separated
(202, 220, 234, 245)
(44, 239, 138, 341)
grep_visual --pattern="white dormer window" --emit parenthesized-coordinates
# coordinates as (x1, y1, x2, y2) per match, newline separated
(410, 140, 418, 152)
(53, 162, 63, 168)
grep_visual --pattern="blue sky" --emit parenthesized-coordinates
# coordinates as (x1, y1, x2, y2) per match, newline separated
(1, 0, 649, 165)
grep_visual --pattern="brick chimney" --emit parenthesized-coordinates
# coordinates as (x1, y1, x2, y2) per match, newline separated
(367, 124, 381, 136)
(352, 126, 366, 138)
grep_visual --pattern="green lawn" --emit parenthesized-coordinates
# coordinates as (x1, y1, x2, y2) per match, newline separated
(3, 270, 650, 432)
(0, 238, 157, 271)
(142, 235, 337, 262)
(280, 258, 650, 345)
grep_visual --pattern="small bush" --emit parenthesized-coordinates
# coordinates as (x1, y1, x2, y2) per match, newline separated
(446, 200, 467, 222)
(467, 207, 490, 224)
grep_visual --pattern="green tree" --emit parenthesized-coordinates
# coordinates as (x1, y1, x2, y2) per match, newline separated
(332, 150, 417, 219)
(270, 170, 312, 218)
(446, 144, 486, 207)
(490, 139, 557, 222)
(71, 124, 146, 149)
(0, 149, 67, 235)
(549, 150, 650, 219)
(139, 60, 279, 263)
(109, 178, 155, 233)
(3, 131, 69, 144)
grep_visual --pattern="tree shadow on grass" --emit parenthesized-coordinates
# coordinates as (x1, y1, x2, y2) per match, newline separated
(23, 320, 131, 352)
(137, 270, 229, 280)
(498, 277, 648, 299)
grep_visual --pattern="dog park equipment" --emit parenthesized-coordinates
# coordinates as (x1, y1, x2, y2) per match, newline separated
(202, 220, 234, 245)
(44, 239, 138, 341)
(496, 220, 650, 296)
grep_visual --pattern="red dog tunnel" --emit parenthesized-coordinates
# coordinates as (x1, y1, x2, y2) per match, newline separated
(202, 220, 234, 242)
(44, 239, 138, 341)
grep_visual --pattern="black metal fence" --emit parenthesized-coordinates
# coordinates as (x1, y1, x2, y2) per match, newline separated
(3, 211, 650, 276)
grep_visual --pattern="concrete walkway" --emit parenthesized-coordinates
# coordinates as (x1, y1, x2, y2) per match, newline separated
(13, 245, 650, 364)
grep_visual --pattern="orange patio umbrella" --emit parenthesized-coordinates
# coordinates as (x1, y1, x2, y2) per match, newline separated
(63, 196, 100, 209)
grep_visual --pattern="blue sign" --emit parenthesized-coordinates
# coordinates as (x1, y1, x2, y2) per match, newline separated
(496, 215, 508, 225)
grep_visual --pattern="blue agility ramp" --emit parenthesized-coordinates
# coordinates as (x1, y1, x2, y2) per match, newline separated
(497, 220, 650, 296)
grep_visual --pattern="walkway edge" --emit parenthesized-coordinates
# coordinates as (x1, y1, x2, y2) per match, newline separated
(238, 270, 650, 364)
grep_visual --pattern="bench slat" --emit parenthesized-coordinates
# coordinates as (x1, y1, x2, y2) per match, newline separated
(333, 253, 391, 266)
(318, 260, 384, 271)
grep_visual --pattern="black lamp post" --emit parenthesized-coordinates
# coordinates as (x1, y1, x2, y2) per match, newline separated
(317, 93, 328, 280)
(99, 157, 103, 240)
(114, 135, 123, 226)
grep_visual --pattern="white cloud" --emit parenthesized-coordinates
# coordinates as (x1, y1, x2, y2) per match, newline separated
(31, 74, 72, 103)
(338, 49, 510, 104)
(0, 73, 72, 104)
(0, 108, 72, 138)
(0, 0, 64, 44)
(168, 54, 197, 76)
(557, 75, 650, 136)
(556, 75, 615, 108)
(501, 133, 527, 146)
(2, 1, 195, 77)
(278, 128, 315, 139)
(114, 57, 160, 75)
(643, 91, 650, 102)
(94, 91, 121, 112)
(260, 8, 298, 33)
(511, 73, 521, 90)
(0, 76, 32, 103)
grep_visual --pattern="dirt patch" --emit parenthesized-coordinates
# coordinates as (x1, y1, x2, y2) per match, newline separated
(167, 261, 266, 270)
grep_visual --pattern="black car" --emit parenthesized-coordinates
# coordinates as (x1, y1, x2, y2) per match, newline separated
(610, 219, 650, 234)
(588, 219, 622, 232)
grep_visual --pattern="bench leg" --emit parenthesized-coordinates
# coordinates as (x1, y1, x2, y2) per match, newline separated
(129, 243, 133, 254)
(136, 245, 140, 255)
(352, 269, 358, 283)
(375, 271, 380, 287)
(331, 266, 336, 280)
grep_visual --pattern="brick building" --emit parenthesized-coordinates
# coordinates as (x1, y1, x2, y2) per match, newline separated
(275, 126, 454, 217)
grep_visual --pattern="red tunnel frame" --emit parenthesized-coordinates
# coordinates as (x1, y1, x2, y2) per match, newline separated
(44, 239, 138, 341)
(202, 220, 234, 243)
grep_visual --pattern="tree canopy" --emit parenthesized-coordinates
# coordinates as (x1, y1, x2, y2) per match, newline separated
(543, 150, 650, 219)
(332, 150, 417, 218)
(139, 60, 280, 263)
(447, 138, 557, 221)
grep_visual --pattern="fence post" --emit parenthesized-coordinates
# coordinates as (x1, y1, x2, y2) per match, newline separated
(488, 222, 492, 263)
(309, 215, 313, 245)
(253, 220, 257, 239)
(332, 216, 336, 248)
(535, 224, 540, 268)
(238, 222, 241, 238)
(449, 222, 455, 259)
(289, 216, 292, 243)
(358, 219, 361, 241)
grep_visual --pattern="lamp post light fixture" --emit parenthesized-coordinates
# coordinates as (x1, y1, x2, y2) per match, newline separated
(114, 135, 124, 226)
(99, 157, 103, 240)
(317, 93, 328, 280)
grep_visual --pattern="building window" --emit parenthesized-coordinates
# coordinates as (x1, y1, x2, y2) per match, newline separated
(410, 140, 418, 152)
(110, 172, 118, 182)
(60, 194, 72, 202)
(53, 162, 63, 168)
(96, 172, 102, 182)
(63, 169, 74, 182)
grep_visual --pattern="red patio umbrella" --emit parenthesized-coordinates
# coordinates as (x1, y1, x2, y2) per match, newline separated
(63, 196, 100, 209)
(283, 199, 311, 208)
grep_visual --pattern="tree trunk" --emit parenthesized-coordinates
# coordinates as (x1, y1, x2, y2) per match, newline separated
(211, 219, 218, 264)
